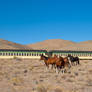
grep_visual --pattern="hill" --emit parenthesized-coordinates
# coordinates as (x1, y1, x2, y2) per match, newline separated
(27, 39, 76, 50)
(1, 39, 92, 51)
(0, 39, 31, 50)
(61, 40, 92, 51)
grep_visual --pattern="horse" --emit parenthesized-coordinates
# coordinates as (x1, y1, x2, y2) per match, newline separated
(40, 54, 58, 70)
(40, 54, 71, 73)
(63, 57, 71, 68)
(68, 54, 80, 66)
(55, 56, 71, 73)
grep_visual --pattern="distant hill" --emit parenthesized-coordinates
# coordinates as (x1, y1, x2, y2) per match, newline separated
(60, 40, 92, 51)
(79, 40, 92, 45)
(0, 39, 92, 51)
(27, 39, 76, 50)
(0, 39, 31, 50)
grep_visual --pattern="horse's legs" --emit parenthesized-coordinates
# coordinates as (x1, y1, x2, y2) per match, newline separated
(45, 63, 49, 71)
(53, 63, 56, 70)
(51, 64, 54, 69)
(64, 68, 67, 73)
(73, 62, 75, 66)
(76, 60, 79, 65)
(76, 61, 78, 65)
(71, 62, 74, 66)
(61, 68, 64, 73)
(49, 64, 52, 70)
(61, 66, 65, 73)
(77, 60, 80, 65)
(56, 66, 60, 74)
(74, 62, 76, 66)
(51, 64, 56, 72)
(55, 67, 58, 74)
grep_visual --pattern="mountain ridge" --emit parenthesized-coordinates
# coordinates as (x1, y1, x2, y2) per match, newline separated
(0, 39, 31, 50)
(0, 39, 92, 51)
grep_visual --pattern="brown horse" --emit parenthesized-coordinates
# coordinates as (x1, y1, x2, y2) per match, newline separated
(40, 54, 71, 73)
(63, 57, 71, 68)
(55, 56, 71, 73)
(40, 54, 58, 70)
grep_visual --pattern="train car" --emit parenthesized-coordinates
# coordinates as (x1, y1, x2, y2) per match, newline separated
(49, 50, 92, 60)
(0, 49, 92, 60)
(0, 49, 47, 59)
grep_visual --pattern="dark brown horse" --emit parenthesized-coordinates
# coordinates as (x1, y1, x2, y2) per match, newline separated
(55, 56, 71, 73)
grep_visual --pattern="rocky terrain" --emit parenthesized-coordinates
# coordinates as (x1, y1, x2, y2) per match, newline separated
(0, 59, 92, 92)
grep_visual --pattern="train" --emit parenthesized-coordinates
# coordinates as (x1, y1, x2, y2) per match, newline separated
(0, 49, 92, 59)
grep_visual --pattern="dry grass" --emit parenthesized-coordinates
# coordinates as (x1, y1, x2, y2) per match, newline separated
(36, 84, 47, 92)
(66, 78, 74, 83)
(88, 69, 92, 74)
(69, 74, 75, 78)
(11, 77, 24, 86)
(0, 59, 92, 92)
(86, 79, 92, 86)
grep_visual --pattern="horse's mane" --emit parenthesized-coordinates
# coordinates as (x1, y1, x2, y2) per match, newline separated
(41, 55, 49, 60)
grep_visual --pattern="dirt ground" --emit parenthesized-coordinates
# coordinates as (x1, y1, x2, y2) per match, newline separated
(0, 58, 92, 92)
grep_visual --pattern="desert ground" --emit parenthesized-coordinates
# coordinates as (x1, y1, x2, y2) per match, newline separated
(0, 58, 92, 92)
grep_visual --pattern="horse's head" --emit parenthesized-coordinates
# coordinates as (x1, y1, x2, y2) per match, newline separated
(40, 54, 45, 60)
(54, 54, 58, 59)
(59, 56, 64, 61)
(68, 54, 71, 57)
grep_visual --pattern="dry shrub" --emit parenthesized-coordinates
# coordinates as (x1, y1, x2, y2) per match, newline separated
(86, 79, 92, 86)
(84, 61, 88, 64)
(74, 72, 78, 76)
(0, 71, 4, 76)
(0, 71, 4, 81)
(36, 84, 47, 92)
(69, 74, 75, 78)
(61, 75, 66, 79)
(66, 78, 74, 83)
(54, 88, 63, 92)
(47, 86, 65, 92)
(29, 66, 34, 71)
(71, 88, 79, 92)
(78, 77, 84, 82)
(11, 77, 24, 86)
(88, 69, 92, 74)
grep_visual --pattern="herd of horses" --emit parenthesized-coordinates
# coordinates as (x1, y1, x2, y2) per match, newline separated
(40, 54, 80, 73)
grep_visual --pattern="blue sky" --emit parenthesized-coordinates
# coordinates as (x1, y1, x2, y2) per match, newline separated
(0, 0, 92, 44)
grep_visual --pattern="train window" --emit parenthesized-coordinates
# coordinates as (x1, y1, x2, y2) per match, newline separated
(17, 53, 19, 56)
(27, 53, 29, 56)
(29, 53, 31, 56)
(37, 53, 39, 56)
(3, 53, 5, 56)
(8, 53, 10, 56)
(6, 53, 8, 56)
(38, 54, 40, 56)
(21, 53, 22, 56)
(11, 53, 13, 56)
(14, 53, 16, 56)
(31, 53, 33, 56)
(19, 53, 21, 56)
(0, 53, 2, 56)
(24, 53, 26, 56)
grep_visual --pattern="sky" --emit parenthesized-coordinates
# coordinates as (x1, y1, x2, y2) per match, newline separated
(0, 0, 92, 44)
